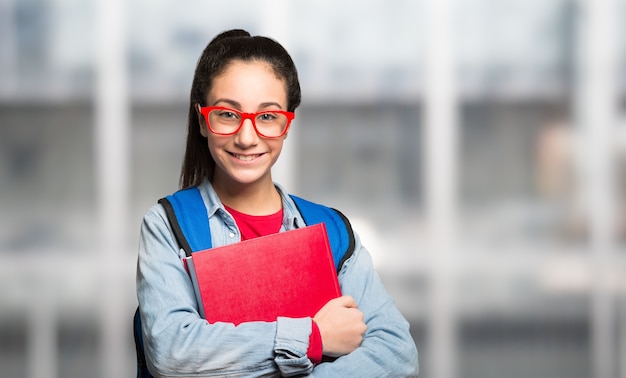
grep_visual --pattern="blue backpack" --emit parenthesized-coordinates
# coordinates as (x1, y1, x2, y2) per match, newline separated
(134, 186, 355, 378)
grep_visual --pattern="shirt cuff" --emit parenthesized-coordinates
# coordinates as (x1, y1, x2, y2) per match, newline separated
(307, 319, 323, 365)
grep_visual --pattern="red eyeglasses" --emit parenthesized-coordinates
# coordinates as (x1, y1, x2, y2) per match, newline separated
(198, 106, 295, 138)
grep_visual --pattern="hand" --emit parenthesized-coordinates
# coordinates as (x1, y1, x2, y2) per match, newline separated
(313, 295, 367, 357)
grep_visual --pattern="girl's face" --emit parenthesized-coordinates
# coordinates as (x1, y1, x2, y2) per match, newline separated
(199, 60, 289, 190)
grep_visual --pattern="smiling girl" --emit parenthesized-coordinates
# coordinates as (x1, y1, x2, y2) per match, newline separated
(136, 29, 418, 377)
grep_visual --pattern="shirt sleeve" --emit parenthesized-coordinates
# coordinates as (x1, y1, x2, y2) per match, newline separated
(311, 233, 419, 377)
(136, 206, 316, 377)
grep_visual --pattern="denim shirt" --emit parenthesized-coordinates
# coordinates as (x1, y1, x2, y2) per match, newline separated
(136, 180, 419, 377)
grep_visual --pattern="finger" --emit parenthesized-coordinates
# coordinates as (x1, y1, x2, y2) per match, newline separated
(334, 295, 358, 308)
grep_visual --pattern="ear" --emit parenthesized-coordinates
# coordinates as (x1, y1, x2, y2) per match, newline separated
(196, 104, 209, 137)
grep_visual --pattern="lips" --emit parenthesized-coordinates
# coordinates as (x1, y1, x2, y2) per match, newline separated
(231, 153, 263, 162)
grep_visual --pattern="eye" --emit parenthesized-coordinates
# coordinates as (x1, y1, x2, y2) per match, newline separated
(258, 112, 278, 122)
(218, 110, 239, 119)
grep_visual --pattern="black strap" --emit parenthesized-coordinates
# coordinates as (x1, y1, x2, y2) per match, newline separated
(158, 197, 193, 257)
(331, 208, 356, 272)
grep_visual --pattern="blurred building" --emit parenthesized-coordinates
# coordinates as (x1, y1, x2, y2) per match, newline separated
(0, 0, 625, 377)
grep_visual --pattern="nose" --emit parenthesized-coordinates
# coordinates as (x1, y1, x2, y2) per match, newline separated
(234, 118, 258, 147)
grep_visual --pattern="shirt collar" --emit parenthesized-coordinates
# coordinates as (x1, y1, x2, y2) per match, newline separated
(196, 179, 306, 230)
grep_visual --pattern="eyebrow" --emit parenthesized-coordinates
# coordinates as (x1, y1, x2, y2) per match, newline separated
(211, 98, 285, 110)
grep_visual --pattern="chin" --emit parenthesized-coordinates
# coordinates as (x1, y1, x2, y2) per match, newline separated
(228, 172, 271, 186)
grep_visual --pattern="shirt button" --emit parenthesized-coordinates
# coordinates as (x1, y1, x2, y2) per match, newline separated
(229, 232, 235, 238)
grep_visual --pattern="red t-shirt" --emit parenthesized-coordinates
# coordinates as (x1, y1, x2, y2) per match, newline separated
(224, 205, 323, 364)
(224, 205, 283, 241)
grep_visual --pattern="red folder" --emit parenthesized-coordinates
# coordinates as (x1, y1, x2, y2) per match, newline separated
(185, 223, 341, 325)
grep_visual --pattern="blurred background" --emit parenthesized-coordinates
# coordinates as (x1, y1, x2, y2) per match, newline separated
(1, 0, 625, 377)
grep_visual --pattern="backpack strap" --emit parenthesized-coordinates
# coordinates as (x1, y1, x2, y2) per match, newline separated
(158, 186, 212, 256)
(157, 187, 355, 272)
(289, 194, 355, 272)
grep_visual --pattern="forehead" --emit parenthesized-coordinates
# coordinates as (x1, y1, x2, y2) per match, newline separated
(207, 60, 287, 107)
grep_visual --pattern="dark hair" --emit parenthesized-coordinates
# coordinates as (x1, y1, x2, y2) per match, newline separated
(180, 29, 302, 188)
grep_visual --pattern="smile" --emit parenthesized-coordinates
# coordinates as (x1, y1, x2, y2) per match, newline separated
(231, 153, 262, 162)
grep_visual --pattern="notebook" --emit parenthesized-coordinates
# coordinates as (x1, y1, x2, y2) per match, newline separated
(185, 223, 341, 324)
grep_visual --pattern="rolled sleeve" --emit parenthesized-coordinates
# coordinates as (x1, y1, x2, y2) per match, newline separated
(274, 316, 315, 376)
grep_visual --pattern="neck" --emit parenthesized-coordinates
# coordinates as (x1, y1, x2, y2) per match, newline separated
(212, 176, 282, 216)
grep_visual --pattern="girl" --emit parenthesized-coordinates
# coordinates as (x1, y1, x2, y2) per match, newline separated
(136, 29, 418, 377)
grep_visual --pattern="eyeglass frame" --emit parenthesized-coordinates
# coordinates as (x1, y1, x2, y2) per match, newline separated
(198, 105, 295, 139)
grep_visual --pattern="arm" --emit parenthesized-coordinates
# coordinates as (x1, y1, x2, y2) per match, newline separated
(312, 234, 419, 377)
(136, 206, 315, 377)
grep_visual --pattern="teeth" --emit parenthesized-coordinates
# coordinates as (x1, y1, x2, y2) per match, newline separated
(234, 154, 259, 161)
